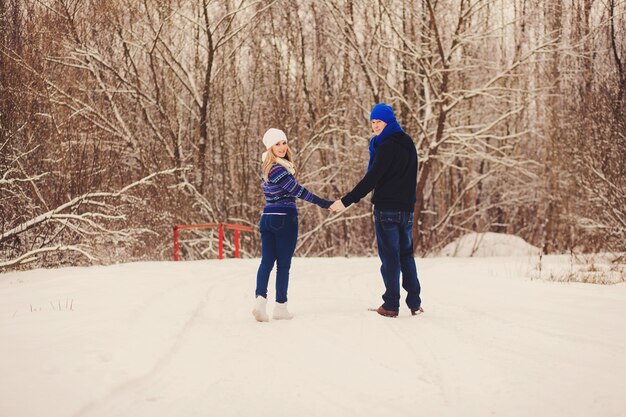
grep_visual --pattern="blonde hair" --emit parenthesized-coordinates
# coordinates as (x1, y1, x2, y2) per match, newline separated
(263, 146, 294, 182)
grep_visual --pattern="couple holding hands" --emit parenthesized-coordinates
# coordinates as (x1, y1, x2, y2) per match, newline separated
(253, 103, 423, 322)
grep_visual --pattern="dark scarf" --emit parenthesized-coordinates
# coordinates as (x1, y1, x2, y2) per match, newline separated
(367, 120, 404, 171)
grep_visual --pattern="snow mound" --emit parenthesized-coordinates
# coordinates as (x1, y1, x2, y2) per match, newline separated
(437, 232, 541, 257)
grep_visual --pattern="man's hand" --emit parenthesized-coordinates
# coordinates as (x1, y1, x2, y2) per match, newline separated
(329, 200, 346, 213)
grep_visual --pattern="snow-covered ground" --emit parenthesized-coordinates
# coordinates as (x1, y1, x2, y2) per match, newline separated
(1, 252, 625, 417)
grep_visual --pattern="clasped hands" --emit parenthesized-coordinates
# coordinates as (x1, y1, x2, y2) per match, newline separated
(328, 200, 346, 213)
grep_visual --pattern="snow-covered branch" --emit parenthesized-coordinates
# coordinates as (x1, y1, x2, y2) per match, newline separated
(1, 168, 179, 245)
(0, 245, 97, 269)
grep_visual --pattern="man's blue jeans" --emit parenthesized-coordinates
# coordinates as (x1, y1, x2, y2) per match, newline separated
(256, 214, 298, 303)
(374, 208, 421, 311)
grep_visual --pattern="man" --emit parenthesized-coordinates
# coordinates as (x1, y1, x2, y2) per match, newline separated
(329, 103, 423, 318)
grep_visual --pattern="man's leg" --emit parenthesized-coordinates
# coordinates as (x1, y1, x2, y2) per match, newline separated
(374, 209, 402, 311)
(399, 211, 421, 310)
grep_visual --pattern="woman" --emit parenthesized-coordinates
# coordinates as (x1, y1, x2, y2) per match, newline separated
(253, 128, 331, 322)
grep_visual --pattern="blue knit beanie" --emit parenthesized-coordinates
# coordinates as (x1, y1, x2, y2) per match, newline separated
(369, 103, 396, 124)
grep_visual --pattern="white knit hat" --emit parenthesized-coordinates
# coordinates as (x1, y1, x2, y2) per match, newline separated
(262, 128, 287, 149)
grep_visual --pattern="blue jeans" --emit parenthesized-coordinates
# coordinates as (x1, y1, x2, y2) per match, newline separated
(374, 208, 421, 311)
(256, 214, 298, 303)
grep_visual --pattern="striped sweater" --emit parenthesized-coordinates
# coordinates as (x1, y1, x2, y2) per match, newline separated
(262, 164, 332, 215)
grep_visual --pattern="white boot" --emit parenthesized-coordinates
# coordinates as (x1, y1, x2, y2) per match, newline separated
(252, 296, 269, 322)
(273, 302, 294, 320)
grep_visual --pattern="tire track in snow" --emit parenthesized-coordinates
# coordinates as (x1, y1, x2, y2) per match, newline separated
(71, 263, 255, 417)
(71, 276, 218, 417)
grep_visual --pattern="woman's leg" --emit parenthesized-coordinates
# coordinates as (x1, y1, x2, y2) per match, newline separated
(255, 216, 277, 299)
(274, 215, 298, 303)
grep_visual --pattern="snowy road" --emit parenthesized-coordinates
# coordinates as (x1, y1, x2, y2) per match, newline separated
(1, 256, 625, 417)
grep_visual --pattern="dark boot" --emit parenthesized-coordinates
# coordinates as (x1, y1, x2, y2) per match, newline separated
(411, 306, 424, 316)
(376, 306, 399, 317)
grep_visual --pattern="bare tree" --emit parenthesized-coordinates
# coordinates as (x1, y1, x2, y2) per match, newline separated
(1, 0, 624, 270)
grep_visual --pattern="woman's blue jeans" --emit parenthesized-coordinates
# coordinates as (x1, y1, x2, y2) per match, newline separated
(374, 208, 422, 311)
(255, 214, 298, 303)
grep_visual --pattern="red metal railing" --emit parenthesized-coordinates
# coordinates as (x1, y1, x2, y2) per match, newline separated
(173, 223, 254, 261)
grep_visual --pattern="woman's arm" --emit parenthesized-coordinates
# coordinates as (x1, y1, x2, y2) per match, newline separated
(268, 165, 332, 209)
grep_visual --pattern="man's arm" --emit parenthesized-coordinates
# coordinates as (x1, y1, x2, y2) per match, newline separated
(340, 144, 393, 208)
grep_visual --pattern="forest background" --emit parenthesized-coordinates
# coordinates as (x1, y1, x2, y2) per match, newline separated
(1, 0, 624, 270)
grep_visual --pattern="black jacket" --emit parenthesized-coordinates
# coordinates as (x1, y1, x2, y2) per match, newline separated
(341, 131, 417, 212)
